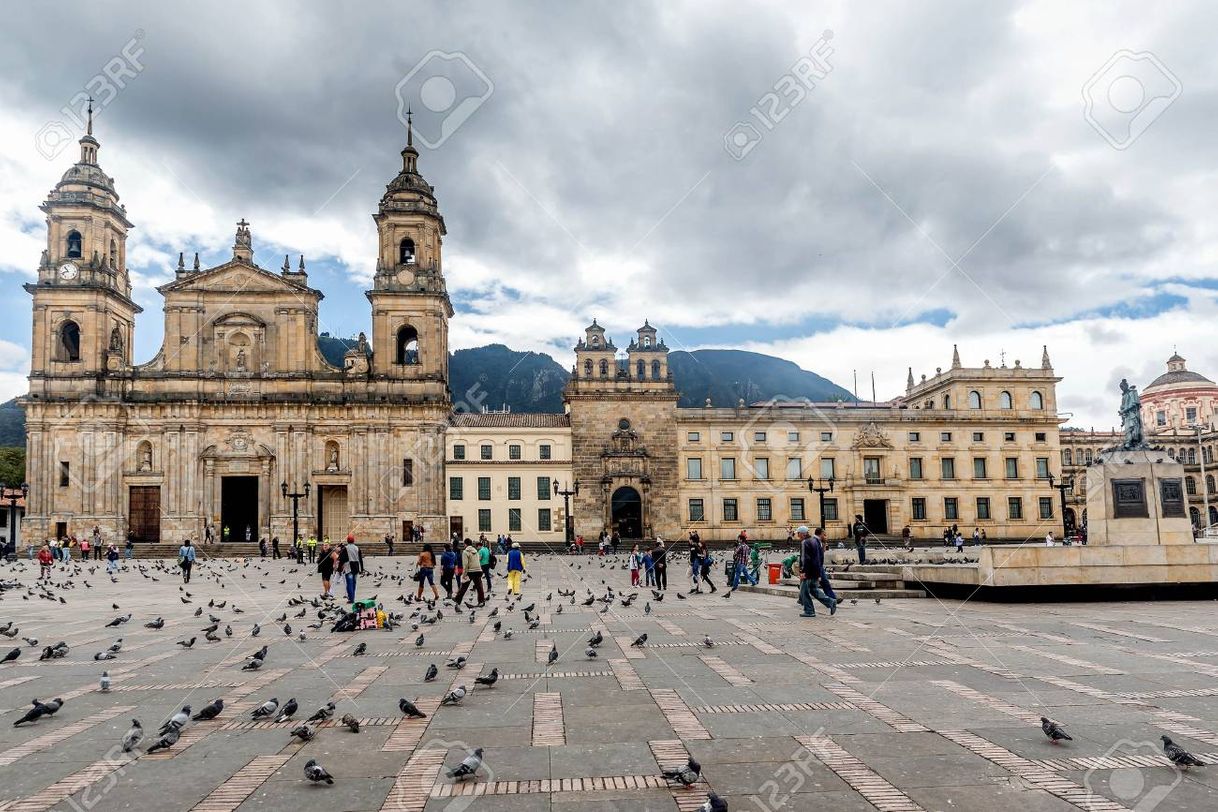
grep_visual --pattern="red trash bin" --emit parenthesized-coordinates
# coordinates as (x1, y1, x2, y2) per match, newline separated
(768, 563, 782, 584)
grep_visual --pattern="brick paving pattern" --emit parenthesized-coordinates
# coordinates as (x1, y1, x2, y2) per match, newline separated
(2, 554, 1218, 810)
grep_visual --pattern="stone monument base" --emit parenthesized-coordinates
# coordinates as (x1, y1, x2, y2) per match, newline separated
(1084, 448, 1193, 546)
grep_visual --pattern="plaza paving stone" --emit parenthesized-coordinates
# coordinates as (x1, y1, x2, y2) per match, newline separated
(2, 554, 1218, 810)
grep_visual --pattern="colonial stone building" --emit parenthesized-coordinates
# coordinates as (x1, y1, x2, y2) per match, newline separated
(444, 412, 571, 543)
(21, 111, 451, 545)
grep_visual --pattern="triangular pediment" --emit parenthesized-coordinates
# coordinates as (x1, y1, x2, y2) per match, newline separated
(158, 260, 318, 296)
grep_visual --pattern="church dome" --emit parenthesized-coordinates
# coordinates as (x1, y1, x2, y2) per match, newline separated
(1145, 353, 1214, 391)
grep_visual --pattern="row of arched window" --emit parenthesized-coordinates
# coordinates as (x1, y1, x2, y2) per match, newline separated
(579, 358, 664, 380)
(64, 230, 119, 267)
(932, 390, 1044, 410)
(1167, 446, 1215, 465)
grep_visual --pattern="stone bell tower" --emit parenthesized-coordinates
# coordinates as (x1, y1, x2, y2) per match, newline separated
(367, 111, 453, 401)
(26, 99, 141, 397)
(564, 319, 680, 541)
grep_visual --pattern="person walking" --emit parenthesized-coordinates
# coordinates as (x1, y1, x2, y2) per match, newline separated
(697, 540, 717, 592)
(814, 528, 839, 607)
(688, 543, 702, 592)
(79, 535, 91, 561)
(506, 541, 526, 596)
(178, 539, 196, 584)
(652, 539, 668, 590)
(385, 532, 395, 557)
(37, 543, 53, 579)
(611, 530, 621, 555)
(642, 547, 654, 587)
(318, 540, 335, 598)
(453, 539, 486, 606)
(338, 535, 362, 602)
(62, 537, 72, 564)
(258, 537, 268, 558)
(629, 544, 641, 586)
(124, 534, 134, 560)
(414, 543, 439, 601)
(479, 539, 494, 596)
(731, 535, 756, 589)
(439, 542, 458, 599)
(797, 526, 836, 617)
(851, 514, 869, 564)
(105, 544, 120, 576)
(901, 525, 913, 552)
(93, 525, 104, 560)
(271, 535, 281, 560)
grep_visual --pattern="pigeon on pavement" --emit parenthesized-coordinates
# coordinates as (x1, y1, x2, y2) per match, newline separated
(662, 757, 702, 786)
(192, 699, 224, 721)
(146, 726, 181, 753)
(399, 698, 427, 718)
(424, 663, 438, 682)
(306, 702, 336, 723)
(699, 792, 728, 812)
(631, 633, 648, 648)
(289, 722, 314, 741)
(1040, 717, 1071, 744)
(447, 747, 483, 780)
(252, 698, 279, 719)
(474, 668, 499, 687)
(274, 698, 298, 723)
(340, 713, 361, 733)
(121, 719, 144, 752)
(441, 685, 467, 705)
(1162, 735, 1206, 767)
(159, 706, 191, 734)
(304, 758, 334, 784)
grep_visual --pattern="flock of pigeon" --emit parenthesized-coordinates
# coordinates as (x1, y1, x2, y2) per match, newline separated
(2, 549, 1206, 810)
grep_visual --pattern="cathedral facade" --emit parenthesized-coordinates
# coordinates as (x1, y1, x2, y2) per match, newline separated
(21, 111, 451, 545)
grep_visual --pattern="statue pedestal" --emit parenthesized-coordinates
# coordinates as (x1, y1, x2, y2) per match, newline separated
(1085, 449, 1194, 546)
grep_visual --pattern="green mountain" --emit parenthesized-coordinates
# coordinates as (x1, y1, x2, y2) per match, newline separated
(0, 344, 852, 443)
(669, 349, 854, 407)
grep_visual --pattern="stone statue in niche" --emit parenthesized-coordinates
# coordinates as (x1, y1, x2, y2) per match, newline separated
(109, 324, 123, 352)
(138, 445, 152, 471)
(327, 444, 340, 471)
(235, 347, 247, 372)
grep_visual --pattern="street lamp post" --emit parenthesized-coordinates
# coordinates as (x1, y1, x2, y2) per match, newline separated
(806, 476, 835, 529)
(1190, 424, 1210, 535)
(0, 482, 28, 559)
(280, 480, 310, 555)
(553, 479, 579, 545)
(1046, 472, 1072, 540)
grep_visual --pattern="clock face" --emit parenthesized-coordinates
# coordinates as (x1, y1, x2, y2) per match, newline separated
(397, 268, 415, 286)
(57, 262, 78, 280)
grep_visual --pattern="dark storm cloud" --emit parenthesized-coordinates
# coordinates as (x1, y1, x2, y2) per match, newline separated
(0, 1, 1204, 366)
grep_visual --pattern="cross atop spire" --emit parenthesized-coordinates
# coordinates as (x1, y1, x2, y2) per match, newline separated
(401, 108, 419, 174)
(78, 96, 100, 165)
(407, 107, 413, 147)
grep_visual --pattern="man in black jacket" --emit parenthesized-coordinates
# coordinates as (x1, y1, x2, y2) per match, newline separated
(652, 540, 668, 590)
(851, 515, 868, 564)
(798, 526, 836, 618)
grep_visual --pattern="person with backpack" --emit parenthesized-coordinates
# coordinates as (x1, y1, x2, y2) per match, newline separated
(178, 539, 196, 584)
(453, 539, 485, 606)
(506, 542, 526, 596)
(338, 535, 362, 602)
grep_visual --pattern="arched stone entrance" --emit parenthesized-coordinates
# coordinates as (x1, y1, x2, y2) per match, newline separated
(611, 486, 643, 539)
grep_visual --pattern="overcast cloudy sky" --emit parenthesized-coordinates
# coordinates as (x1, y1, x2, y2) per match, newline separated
(1, 0, 1215, 428)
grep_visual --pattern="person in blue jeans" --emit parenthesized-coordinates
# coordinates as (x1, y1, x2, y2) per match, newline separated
(797, 526, 836, 617)
(731, 536, 757, 589)
(338, 535, 361, 602)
